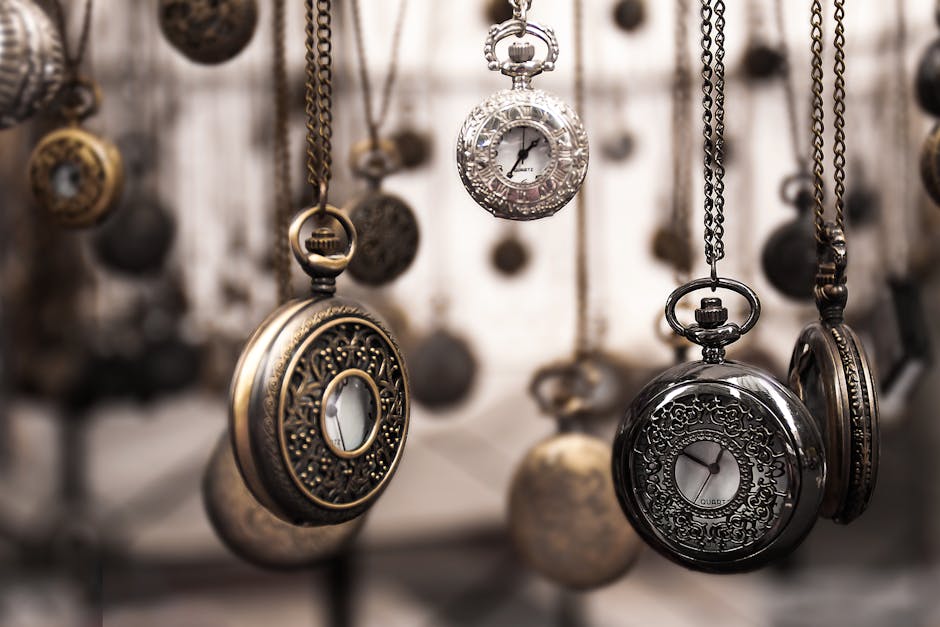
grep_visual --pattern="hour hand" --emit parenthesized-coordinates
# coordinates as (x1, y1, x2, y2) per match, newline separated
(680, 450, 711, 468)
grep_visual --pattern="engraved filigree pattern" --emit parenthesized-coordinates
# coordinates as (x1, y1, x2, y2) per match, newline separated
(456, 88, 589, 220)
(277, 315, 406, 507)
(631, 392, 793, 554)
(159, 0, 257, 64)
(28, 131, 113, 226)
(346, 192, 420, 286)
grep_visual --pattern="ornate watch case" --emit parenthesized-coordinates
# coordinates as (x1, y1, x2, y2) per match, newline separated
(509, 433, 640, 590)
(28, 80, 124, 228)
(204, 434, 365, 570)
(158, 0, 258, 65)
(0, 0, 64, 129)
(230, 207, 410, 526)
(788, 224, 879, 524)
(456, 15, 588, 220)
(613, 279, 825, 573)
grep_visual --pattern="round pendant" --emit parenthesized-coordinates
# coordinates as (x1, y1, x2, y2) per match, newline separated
(491, 231, 530, 276)
(789, 324, 878, 524)
(761, 218, 817, 301)
(158, 0, 258, 65)
(651, 225, 692, 274)
(457, 20, 588, 220)
(390, 128, 433, 170)
(920, 124, 940, 206)
(0, 0, 64, 129)
(509, 432, 641, 589)
(345, 191, 420, 286)
(231, 295, 410, 525)
(530, 352, 636, 421)
(600, 130, 636, 162)
(28, 126, 124, 228)
(741, 43, 784, 82)
(92, 195, 175, 276)
(612, 0, 646, 32)
(408, 328, 477, 410)
(204, 435, 364, 570)
(916, 39, 940, 117)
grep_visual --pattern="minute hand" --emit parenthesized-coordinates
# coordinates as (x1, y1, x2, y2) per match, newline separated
(507, 139, 541, 178)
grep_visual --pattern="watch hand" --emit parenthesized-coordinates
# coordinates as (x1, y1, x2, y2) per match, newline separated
(506, 140, 542, 178)
(680, 450, 711, 468)
(694, 473, 713, 503)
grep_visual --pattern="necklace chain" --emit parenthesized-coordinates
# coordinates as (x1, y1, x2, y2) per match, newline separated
(304, 0, 333, 205)
(273, 0, 292, 303)
(52, 0, 94, 76)
(700, 0, 727, 279)
(350, 0, 409, 150)
(573, 0, 588, 357)
(774, 0, 807, 175)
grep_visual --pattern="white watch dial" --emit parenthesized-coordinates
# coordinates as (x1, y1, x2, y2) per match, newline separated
(495, 125, 551, 184)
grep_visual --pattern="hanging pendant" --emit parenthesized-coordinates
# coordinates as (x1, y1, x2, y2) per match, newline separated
(409, 328, 477, 411)
(390, 127, 433, 170)
(230, 206, 410, 526)
(611, 0, 646, 33)
(92, 194, 175, 276)
(509, 433, 640, 590)
(491, 229, 530, 276)
(788, 224, 879, 524)
(530, 352, 635, 422)
(457, 13, 588, 220)
(204, 435, 364, 570)
(345, 139, 420, 286)
(613, 278, 824, 573)
(158, 0, 258, 65)
(28, 79, 123, 229)
(761, 174, 817, 301)
(0, 0, 64, 129)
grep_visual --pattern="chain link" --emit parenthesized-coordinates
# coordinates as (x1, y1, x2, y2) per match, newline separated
(52, 0, 94, 77)
(831, 0, 847, 229)
(273, 0, 292, 303)
(700, 0, 726, 279)
(304, 0, 333, 207)
(810, 0, 826, 238)
(510, 0, 532, 22)
(350, 0, 409, 150)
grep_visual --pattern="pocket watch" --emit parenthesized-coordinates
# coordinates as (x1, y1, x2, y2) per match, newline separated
(761, 173, 817, 301)
(491, 228, 530, 276)
(27, 79, 124, 229)
(344, 139, 420, 286)
(509, 432, 640, 590)
(0, 0, 64, 129)
(204, 434, 364, 570)
(409, 327, 477, 411)
(158, 0, 258, 65)
(230, 205, 410, 526)
(530, 352, 635, 422)
(613, 279, 825, 573)
(612, 0, 646, 33)
(788, 224, 879, 524)
(456, 4, 588, 220)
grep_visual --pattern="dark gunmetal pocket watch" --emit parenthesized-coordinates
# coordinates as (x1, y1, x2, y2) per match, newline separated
(158, 0, 258, 65)
(613, 278, 825, 573)
(761, 173, 817, 301)
(788, 224, 879, 524)
(203, 434, 365, 570)
(28, 79, 124, 229)
(230, 205, 410, 526)
(345, 139, 420, 286)
(457, 8, 588, 220)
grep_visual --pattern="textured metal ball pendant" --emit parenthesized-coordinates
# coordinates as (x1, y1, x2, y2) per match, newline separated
(612, 0, 646, 32)
(92, 195, 175, 275)
(916, 39, 940, 117)
(408, 328, 477, 410)
(491, 232, 529, 276)
(203, 435, 364, 570)
(158, 0, 258, 65)
(613, 281, 825, 573)
(390, 127, 433, 170)
(509, 432, 641, 590)
(761, 217, 817, 301)
(230, 207, 410, 526)
(921, 124, 940, 206)
(345, 191, 420, 286)
(28, 125, 124, 228)
(0, 0, 64, 129)
(741, 43, 784, 82)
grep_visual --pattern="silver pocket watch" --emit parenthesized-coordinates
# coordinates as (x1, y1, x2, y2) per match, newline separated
(456, 1, 588, 220)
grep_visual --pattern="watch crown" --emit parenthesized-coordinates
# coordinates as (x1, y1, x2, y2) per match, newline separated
(305, 226, 342, 256)
(508, 40, 535, 63)
(695, 297, 728, 329)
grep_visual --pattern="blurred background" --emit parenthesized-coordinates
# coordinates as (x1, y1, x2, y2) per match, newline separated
(1, 0, 940, 625)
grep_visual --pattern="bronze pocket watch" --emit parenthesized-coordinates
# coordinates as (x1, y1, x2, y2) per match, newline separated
(158, 0, 258, 65)
(204, 434, 364, 570)
(0, 0, 64, 129)
(456, 1, 589, 220)
(230, 206, 410, 526)
(28, 79, 123, 228)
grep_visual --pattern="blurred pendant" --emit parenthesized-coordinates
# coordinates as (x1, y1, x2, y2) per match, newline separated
(203, 435, 364, 570)
(490, 228, 530, 276)
(409, 328, 477, 411)
(92, 195, 175, 276)
(158, 0, 258, 64)
(761, 173, 817, 301)
(612, 0, 646, 32)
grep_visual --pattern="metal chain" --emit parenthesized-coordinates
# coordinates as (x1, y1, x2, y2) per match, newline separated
(671, 0, 693, 280)
(810, 0, 826, 238)
(700, 0, 727, 279)
(573, 0, 589, 357)
(831, 0, 847, 229)
(304, 0, 333, 207)
(889, 0, 911, 275)
(52, 0, 94, 76)
(510, 0, 532, 22)
(273, 0, 292, 303)
(773, 0, 808, 175)
(350, 0, 409, 150)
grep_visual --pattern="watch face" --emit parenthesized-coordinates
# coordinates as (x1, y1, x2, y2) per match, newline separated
(613, 362, 825, 573)
(495, 125, 551, 184)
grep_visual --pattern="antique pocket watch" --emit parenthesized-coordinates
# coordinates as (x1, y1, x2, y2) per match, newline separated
(28, 79, 124, 228)
(158, 0, 258, 65)
(456, 3, 588, 220)
(613, 280, 825, 573)
(230, 206, 410, 526)
(788, 225, 878, 524)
